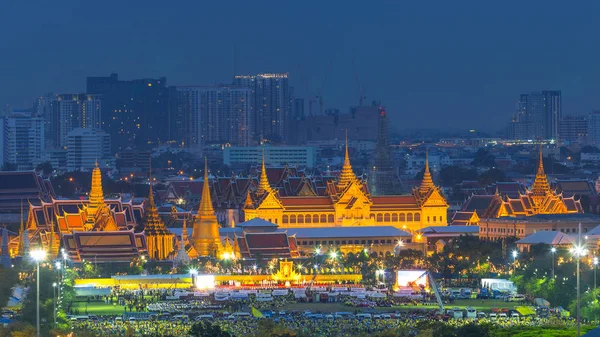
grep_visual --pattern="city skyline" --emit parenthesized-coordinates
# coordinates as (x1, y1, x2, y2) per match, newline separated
(3, 1, 600, 133)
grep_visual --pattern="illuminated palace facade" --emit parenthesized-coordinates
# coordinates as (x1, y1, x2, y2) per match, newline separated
(455, 148, 584, 239)
(244, 143, 449, 233)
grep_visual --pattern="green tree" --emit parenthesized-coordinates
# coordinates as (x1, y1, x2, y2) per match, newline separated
(478, 168, 505, 186)
(0, 267, 18, 308)
(35, 162, 53, 177)
(472, 149, 496, 167)
(21, 266, 58, 334)
(189, 321, 232, 337)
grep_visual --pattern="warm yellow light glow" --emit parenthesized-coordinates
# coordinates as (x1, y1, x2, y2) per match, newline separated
(30, 249, 47, 262)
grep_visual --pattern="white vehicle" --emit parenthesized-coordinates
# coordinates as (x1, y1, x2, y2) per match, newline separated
(325, 314, 334, 320)
(505, 294, 526, 302)
(278, 311, 287, 316)
(197, 314, 214, 321)
(128, 317, 136, 322)
(115, 317, 123, 322)
(381, 314, 392, 319)
(233, 312, 251, 318)
(477, 312, 486, 318)
(511, 312, 520, 319)
(489, 313, 497, 320)
(372, 314, 382, 319)
(499, 313, 508, 319)
(356, 313, 372, 319)
(172, 315, 189, 321)
(466, 307, 477, 319)
(452, 308, 464, 320)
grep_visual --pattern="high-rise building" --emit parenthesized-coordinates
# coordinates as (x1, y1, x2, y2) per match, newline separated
(66, 128, 112, 171)
(86, 73, 169, 151)
(589, 111, 600, 145)
(234, 73, 291, 144)
(559, 115, 588, 143)
(223, 145, 317, 168)
(296, 104, 380, 144)
(41, 94, 101, 149)
(173, 86, 252, 147)
(2, 113, 45, 170)
(507, 91, 561, 140)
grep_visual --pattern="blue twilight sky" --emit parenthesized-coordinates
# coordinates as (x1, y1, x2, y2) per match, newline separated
(1, 0, 600, 133)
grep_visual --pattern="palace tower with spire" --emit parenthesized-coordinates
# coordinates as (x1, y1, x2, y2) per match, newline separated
(144, 168, 174, 260)
(191, 159, 223, 257)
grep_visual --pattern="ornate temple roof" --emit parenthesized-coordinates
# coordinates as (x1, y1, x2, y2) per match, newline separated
(419, 149, 435, 195)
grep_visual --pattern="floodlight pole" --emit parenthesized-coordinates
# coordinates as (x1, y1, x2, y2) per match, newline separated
(577, 222, 581, 337)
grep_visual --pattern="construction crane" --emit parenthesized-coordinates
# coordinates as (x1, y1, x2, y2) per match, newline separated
(352, 58, 366, 106)
(299, 61, 332, 116)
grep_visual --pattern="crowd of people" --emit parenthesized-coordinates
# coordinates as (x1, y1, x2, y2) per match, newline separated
(71, 313, 579, 337)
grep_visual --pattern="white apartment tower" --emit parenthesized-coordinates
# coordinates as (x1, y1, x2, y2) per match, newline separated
(3, 113, 45, 170)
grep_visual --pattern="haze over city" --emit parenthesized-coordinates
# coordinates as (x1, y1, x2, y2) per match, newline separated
(3, 0, 600, 132)
(4, 1, 600, 337)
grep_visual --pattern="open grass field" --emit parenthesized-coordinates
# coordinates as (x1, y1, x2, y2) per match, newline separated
(79, 298, 521, 316)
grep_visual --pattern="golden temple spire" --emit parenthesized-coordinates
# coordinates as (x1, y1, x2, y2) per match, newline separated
(537, 143, 545, 175)
(145, 165, 167, 231)
(191, 158, 221, 257)
(85, 163, 117, 231)
(257, 149, 273, 194)
(419, 147, 435, 195)
(182, 218, 189, 242)
(144, 162, 174, 260)
(337, 130, 358, 189)
(88, 162, 105, 213)
(531, 144, 551, 198)
(198, 158, 216, 216)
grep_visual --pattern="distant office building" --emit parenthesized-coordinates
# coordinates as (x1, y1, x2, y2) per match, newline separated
(589, 111, 600, 145)
(42, 149, 67, 171)
(559, 115, 588, 143)
(117, 149, 151, 172)
(2, 113, 45, 170)
(223, 146, 317, 168)
(296, 103, 380, 144)
(41, 93, 101, 149)
(507, 91, 561, 140)
(66, 128, 112, 171)
(172, 86, 251, 147)
(86, 73, 169, 151)
(234, 73, 291, 144)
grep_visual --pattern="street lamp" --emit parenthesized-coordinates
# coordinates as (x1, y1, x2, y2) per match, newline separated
(329, 251, 337, 259)
(377, 269, 385, 285)
(52, 282, 57, 328)
(571, 242, 587, 337)
(594, 256, 598, 295)
(511, 250, 518, 274)
(551, 247, 557, 279)
(30, 249, 47, 337)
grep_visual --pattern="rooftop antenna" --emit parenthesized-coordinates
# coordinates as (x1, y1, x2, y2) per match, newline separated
(233, 44, 237, 78)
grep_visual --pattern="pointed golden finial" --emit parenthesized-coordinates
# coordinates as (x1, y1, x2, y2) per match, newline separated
(182, 218, 188, 241)
(344, 129, 349, 162)
(145, 157, 166, 232)
(537, 143, 545, 175)
(530, 143, 551, 200)
(257, 149, 272, 194)
(337, 130, 357, 189)
(419, 147, 435, 195)
(197, 157, 216, 215)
